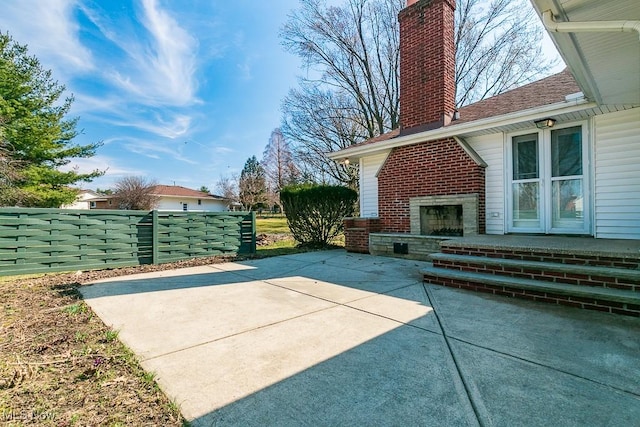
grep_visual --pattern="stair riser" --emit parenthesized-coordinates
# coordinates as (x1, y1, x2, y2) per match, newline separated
(424, 275, 640, 317)
(432, 260, 639, 292)
(441, 247, 640, 270)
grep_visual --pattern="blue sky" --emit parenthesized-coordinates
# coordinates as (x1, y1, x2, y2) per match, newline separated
(1, 0, 562, 194)
(0, 0, 304, 192)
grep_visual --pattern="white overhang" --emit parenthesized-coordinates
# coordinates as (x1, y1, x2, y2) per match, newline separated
(530, 0, 640, 106)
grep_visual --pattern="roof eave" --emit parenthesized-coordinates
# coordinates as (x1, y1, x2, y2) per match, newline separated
(327, 98, 595, 160)
(154, 194, 223, 200)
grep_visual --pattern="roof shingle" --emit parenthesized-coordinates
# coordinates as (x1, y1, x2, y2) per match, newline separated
(455, 69, 580, 124)
(151, 185, 224, 199)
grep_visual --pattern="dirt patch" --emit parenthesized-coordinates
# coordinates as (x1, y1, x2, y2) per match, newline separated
(256, 233, 294, 246)
(0, 255, 241, 426)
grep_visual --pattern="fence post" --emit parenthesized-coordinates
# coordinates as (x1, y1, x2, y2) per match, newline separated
(152, 210, 159, 264)
(251, 211, 257, 253)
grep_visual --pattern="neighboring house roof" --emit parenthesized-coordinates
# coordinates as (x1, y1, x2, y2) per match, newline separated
(151, 185, 226, 200)
(86, 196, 113, 202)
(77, 189, 99, 197)
(329, 69, 585, 158)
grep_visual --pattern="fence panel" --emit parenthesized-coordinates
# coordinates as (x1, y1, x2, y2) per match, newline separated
(0, 208, 255, 276)
(155, 211, 255, 264)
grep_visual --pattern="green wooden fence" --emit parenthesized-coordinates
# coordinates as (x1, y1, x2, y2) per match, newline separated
(0, 208, 256, 276)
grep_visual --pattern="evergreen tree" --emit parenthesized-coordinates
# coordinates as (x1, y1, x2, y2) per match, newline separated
(0, 33, 102, 207)
(238, 156, 267, 211)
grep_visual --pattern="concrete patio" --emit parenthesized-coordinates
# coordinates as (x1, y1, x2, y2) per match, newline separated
(80, 250, 640, 426)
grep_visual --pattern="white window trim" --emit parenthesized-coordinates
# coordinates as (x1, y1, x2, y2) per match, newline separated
(505, 120, 591, 235)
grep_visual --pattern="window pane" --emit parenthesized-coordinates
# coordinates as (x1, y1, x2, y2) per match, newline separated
(512, 182, 540, 228)
(551, 126, 582, 177)
(513, 134, 538, 180)
(552, 179, 584, 229)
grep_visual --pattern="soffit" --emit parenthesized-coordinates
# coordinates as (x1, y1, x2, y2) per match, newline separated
(531, 0, 640, 105)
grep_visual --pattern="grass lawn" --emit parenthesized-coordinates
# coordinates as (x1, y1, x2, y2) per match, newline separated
(255, 215, 345, 255)
(255, 216, 290, 234)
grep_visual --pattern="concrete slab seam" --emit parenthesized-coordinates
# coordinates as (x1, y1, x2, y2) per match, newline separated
(422, 282, 488, 427)
(424, 284, 640, 400)
(260, 278, 443, 335)
(446, 334, 640, 399)
(254, 278, 444, 339)
(263, 277, 422, 305)
(140, 303, 340, 363)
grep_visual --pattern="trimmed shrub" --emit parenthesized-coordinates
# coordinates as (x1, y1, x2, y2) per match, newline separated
(281, 184, 357, 247)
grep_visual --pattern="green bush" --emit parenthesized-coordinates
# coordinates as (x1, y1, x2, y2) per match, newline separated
(281, 184, 357, 247)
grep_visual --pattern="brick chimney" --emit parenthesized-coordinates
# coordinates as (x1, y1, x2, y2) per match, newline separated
(399, 0, 456, 135)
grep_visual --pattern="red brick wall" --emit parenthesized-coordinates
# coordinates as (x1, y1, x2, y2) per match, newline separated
(423, 275, 640, 317)
(440, 247, 640, 271)
(399, 0, 456, 133)
(377, 138, 485, 233)
(344, 217, 382, 253)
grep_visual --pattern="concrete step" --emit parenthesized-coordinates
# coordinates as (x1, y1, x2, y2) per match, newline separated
(428, 253, 640, 290)
(439, 238, 640, 270)
(420, 267, 640, 317)
(421, 265, 640, 317)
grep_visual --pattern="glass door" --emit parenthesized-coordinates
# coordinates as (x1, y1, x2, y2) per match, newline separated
(511, 132, 543, 231)
(549, 126, 586, 231)
(508, 124, 590, 234)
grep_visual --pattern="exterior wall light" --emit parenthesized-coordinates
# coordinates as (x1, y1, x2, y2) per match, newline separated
(535, 118, 556, 129)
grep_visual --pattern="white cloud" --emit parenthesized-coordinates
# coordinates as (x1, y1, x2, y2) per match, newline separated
(140, 0, 198, 103)
(213, 146, 234, 154)
(59, 155, 141, 178)
(71, 93, 121, 115)
(108, 114, 192, 139)
(236, 60, 253, 80)
(0, 0, 93, 76)
(122, 139, 197, 165)
(86, 0, 199, 107)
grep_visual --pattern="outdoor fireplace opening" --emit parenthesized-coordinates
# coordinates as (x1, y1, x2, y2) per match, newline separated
(420, 205, 463, 236)
(410, 194, 478, 236)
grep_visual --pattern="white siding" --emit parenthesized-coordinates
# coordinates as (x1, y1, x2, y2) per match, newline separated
(594, 108, 640, 239)
(61, 191, 96, 210)
(359, 152, 388, 217)
(156, 196, 227, 212)
(467, 134, 505, 234)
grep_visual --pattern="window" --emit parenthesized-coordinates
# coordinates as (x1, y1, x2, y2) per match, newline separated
(182, 203, 188, 211)
(512, 133, 538, 180)
(551, 126, 582, 177)
(508, 123, 588, 233)
(198, 199, 202, 205)
(90, 201, 96, 209)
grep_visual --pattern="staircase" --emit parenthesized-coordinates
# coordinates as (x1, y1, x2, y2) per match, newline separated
(421, 236, 640, 317)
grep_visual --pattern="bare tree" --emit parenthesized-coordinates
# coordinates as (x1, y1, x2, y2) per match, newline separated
(455, 0, 557, 106)
(262, 128, 301, 211)
(112, 176, 159, 210)
(281, 0, 557, 187)
(215, 174, 239, 203)
(282, 87, 361, 188)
